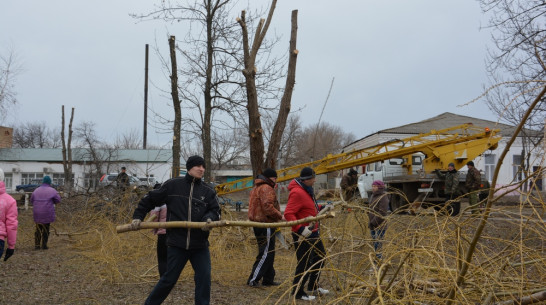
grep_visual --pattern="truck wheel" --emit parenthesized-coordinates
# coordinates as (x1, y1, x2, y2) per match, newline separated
(448, 201, 461, 216)
(389, 194, 399, 212)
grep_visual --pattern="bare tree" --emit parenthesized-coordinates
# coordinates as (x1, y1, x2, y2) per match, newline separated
(134, 1, 285, 180)
(135, 1, 241, 181)
(115, 128, 143, 149)
(12, 122, 61, 148)
(290, 122, 355, 165)
(61, 106, 75, 194)
(262, 112, 302, 168)
(0, 48, 21, 123)
(237, 0, 299, 176)
(210, 126, 249, 171)
(478, 0, 546, 188)
(74, 121, 111, 176)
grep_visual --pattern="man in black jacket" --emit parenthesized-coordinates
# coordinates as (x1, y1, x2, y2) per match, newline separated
(131, 155, 221, 305)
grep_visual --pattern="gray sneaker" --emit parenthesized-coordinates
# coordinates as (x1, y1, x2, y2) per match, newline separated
(310, 287, 330, 295)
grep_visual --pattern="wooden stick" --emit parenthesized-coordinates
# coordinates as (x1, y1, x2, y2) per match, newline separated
(116, 211, 336, 234)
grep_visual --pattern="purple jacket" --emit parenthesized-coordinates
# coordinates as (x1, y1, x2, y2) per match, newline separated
(31, 184, 61, 224)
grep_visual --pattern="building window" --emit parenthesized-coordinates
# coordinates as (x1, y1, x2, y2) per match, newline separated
(484, 154, 496, 182)
(83, 173, 99, 189)
(52, 173, 65, 186)
(512, 155, 523, 182)
(21, 173, 44, 184)
(3, 173, 13, 189)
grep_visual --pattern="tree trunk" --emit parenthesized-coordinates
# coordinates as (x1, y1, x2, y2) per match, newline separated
(169, 36, 182, 179)
(203, 8, 214, 182)
(61, 106, 74, 194)
(237, 0, 278, 178)
(265, 9, 298, 169)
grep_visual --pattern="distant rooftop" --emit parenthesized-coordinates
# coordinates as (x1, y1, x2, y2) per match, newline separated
(380, 112, 516, 135)
(345, 112, 526, 149)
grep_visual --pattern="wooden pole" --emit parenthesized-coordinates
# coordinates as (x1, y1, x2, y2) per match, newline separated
(143, 44, 149, 149)
(117, 211, 335, 234)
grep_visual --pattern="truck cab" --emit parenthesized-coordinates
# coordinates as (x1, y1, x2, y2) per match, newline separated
(358, 153, 424, 199)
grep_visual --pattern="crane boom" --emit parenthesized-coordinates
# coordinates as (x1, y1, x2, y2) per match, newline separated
(215, 124, 501, 196)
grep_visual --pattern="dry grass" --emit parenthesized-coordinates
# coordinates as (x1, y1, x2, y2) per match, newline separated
(0, 189, 544, 304)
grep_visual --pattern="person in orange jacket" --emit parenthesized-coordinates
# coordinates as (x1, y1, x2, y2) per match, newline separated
(246, 168, 283, 287)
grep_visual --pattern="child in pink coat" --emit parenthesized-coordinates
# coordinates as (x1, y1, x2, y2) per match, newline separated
(0, 168, 18, 261)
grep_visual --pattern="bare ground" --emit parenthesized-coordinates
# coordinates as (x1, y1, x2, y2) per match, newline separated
(0, 193, 544, 305)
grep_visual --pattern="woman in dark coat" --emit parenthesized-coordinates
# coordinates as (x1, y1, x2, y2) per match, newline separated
(367, 180, 389, 260)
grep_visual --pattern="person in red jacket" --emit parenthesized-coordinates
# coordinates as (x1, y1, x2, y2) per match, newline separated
(0, 168, 18, 261)
(247, 168, 283, 287)
(284, 167, 331, 301)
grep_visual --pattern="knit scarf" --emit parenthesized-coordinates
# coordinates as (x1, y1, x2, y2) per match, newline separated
(295, 178, 319, 212)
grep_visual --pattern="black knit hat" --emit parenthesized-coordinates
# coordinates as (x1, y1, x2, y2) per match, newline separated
(300, 167, 315, 180)
(466, 161, 474, 167)
(186, 155, 206, 170)
(349, 169, 358, 176)
(262, 168, 278, 179)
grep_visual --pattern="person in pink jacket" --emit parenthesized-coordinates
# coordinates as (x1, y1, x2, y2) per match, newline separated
(31, 176, 61, 250)
(150, 204, 167, 277)
(0, 168, 18, 261)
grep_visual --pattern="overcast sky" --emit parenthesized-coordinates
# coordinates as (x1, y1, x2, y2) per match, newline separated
(1, 0, 498, 147)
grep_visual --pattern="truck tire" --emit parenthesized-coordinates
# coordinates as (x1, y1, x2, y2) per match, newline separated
(389, 194, 400, 212)
(447, 201, 461, 216)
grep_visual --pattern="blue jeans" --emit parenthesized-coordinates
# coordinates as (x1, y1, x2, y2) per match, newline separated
(370, 229, 386, 259)
(145, 246, 211, 305)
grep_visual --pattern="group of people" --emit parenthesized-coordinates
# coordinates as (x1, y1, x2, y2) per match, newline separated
(0, 154, 485, 304)
(0, 169, 62, 263)
(127, 156, 485, 304)
(129, 156, 337, 304)
(246, 166, 333, 301)
(435, 161, 482, 215)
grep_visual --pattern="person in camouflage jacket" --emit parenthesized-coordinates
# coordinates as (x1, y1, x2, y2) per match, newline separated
(435, 163, 460, 215)
(465, 161, 481, 214)
(340, 169, 359, 201)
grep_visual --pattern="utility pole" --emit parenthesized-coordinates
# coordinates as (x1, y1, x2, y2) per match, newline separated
(143, 44, 149, 149)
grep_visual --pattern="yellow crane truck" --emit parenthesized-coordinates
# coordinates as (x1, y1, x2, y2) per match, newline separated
(215, 124, 501, 214)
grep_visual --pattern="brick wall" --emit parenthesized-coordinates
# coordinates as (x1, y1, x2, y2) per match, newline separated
(0, 126, 13, 148)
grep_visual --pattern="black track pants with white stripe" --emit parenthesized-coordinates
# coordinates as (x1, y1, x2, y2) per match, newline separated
(247, 227, 276, 284)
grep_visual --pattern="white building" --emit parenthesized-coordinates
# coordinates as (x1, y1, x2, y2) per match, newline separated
(0, 148, 173, 192)
(342, 112, 544, 193)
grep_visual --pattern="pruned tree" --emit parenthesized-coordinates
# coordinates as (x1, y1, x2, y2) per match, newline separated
(237, 0, 299, 176)
(0, 48, 21, 123)
(61, 106, 74, 194)
(478, 0, 546, 189)
(168, 35, 182, 179)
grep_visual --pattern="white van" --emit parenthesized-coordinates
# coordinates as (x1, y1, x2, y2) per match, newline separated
(357, 153, 424, 199)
